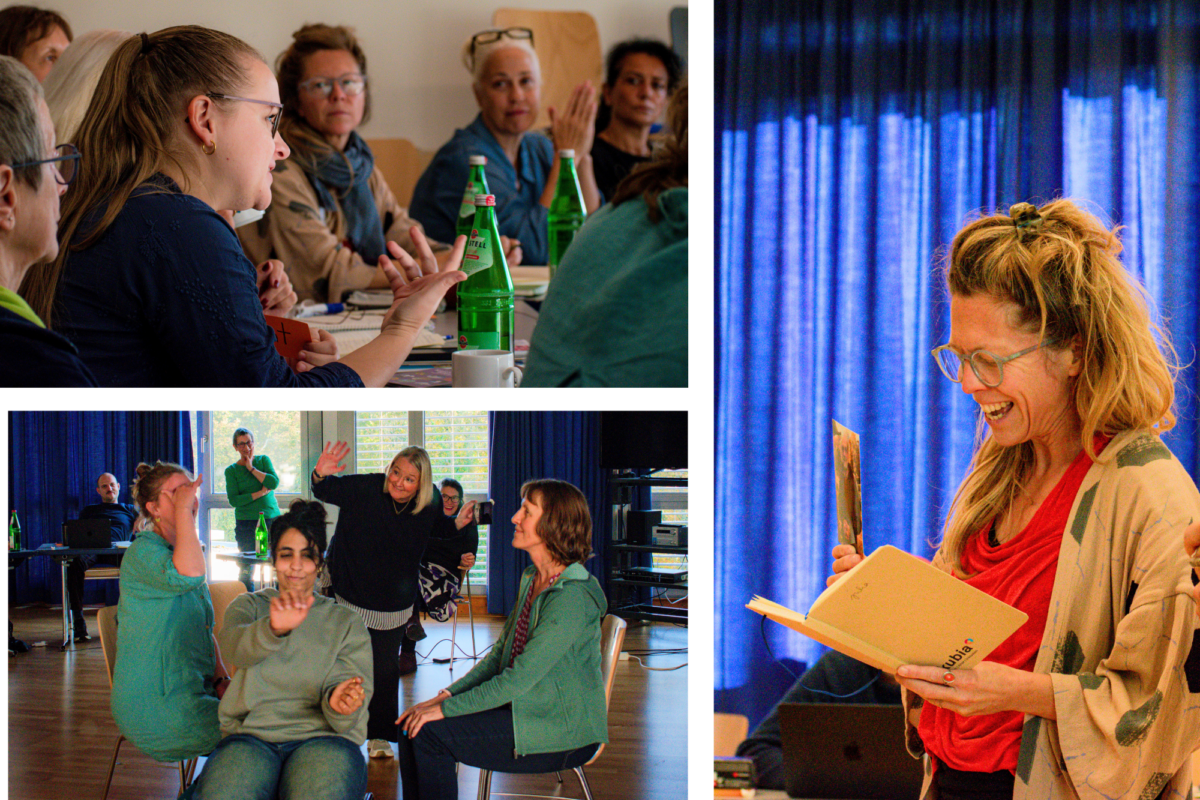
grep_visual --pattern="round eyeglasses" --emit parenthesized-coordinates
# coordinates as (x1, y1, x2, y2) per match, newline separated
(298, 74, 368, 99)
(12, 143, 80, 186)
(930, 340, 1056, 388)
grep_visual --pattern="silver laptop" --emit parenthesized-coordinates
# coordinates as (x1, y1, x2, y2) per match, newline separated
(780, 703, 924, 799)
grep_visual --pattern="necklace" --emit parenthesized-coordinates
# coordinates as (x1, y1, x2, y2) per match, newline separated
(391, 496, 413, 515)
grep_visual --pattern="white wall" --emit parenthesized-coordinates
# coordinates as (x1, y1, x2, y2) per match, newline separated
(48, 0, 684, 150)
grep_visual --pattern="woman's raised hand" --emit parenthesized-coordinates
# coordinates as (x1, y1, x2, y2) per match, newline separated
(173, 474, 204, 523)
(314, 441, 351, 478)
(268, 589, 314, 636)
(455, 500, 477, 530)
(376, 229, 467, 339)
(548, 81, 598, 155)
(826, 543, 864, 587)
(329, 676, 366, 715)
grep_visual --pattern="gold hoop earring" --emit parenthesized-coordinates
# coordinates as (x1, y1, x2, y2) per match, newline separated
(202, 140, 216, 156)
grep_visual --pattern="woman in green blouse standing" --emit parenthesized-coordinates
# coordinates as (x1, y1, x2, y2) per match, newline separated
(225, 427, 281, 589)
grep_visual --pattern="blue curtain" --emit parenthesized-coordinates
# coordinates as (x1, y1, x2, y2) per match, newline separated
(487, 412, 610, 614)
(8, 411, 193, 605)
(716, 0, 1200, 728)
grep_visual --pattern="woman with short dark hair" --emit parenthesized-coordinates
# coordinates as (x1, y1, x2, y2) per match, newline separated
(591, 37, 682, 200)
(396, 478, 607, 800)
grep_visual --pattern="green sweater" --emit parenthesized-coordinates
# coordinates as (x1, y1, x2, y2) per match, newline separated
(443, 562, 608, 755)
(217, 590, 373, 744)
(224, 455, 281, 521)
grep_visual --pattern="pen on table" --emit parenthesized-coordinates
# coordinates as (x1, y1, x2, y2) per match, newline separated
(293, 303, 344, 319)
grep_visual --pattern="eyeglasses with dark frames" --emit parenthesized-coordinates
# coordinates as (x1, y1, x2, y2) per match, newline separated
(469, 27, 534, 59)
(12, 143, 80, 186)
(441, 493, 461, 504)
(930, 340, 1056, 388)
(207, 94, 284, 137)
(298, 73, 368, 99)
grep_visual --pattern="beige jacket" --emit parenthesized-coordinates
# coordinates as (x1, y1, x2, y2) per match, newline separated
(239, 158, 424, 303)
(904, 430, 1200, 799)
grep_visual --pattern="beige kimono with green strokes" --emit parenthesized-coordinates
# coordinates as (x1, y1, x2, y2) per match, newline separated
(903, 431, 1200, 800)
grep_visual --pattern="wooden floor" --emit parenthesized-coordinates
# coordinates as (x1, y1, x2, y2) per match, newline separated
(8, 603, 688, 799)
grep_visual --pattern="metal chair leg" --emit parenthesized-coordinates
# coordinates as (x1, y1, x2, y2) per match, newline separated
(476, 768, 493, 800)
(555, 771, 563, 783)
(574, 766, 594, 800)
(101, 734, 125, 800)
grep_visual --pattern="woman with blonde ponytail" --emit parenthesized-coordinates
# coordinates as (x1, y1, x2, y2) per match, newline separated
(828, 199, 1200, 800)
(19, 25, 465, 387)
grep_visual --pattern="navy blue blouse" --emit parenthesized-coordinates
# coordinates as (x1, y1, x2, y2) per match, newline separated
(56, 177, 363, 387)
(410, 115, 554, 265)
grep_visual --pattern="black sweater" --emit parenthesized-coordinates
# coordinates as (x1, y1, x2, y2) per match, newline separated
(0, 305, 98, 386)
(312, 473, 454, 611)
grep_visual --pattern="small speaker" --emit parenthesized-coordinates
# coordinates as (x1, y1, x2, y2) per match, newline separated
(625, 509, 662, 544)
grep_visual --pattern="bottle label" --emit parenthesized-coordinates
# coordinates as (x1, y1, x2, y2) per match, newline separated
(462, 228, 494, 277)
(459, 181, 477, 219)
(458, 331, 504, 350)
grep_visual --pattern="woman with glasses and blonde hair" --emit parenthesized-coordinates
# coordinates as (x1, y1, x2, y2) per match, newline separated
(112, 461, 228, 763)
(409, 27, 601, 266)
(240, 23, 473, 305)
(828, 200, 1200, 800)
(0, 54, 92, 385)
(20, 25, 465, 388)
(397, 478, 606, 800)
(311, 442, 476, 761)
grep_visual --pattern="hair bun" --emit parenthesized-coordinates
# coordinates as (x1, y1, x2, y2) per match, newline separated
(135, 462, 154, 480)
(289, 498, 326, 527)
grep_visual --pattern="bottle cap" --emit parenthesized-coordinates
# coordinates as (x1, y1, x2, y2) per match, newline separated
(558, 149, 575, 158)
(474, 194, 496, 206)
(469, 155, 487, 166)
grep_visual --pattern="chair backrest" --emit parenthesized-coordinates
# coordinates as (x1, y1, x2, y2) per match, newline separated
(599, 614, 627, 708)
(585, 614, 627, 766)
(491, 8, 603, 131)
(365, 137, 435, 208)
(209, 580, 248, 676)
(97, 605, 118, 689)
(714, 713, 750, 757)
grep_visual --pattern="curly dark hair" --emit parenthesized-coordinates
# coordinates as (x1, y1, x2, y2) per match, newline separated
(269, 499, 328, 567)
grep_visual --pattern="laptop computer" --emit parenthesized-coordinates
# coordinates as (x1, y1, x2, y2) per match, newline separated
(62, 518, 113, 549)
(780, 703, 925, 799)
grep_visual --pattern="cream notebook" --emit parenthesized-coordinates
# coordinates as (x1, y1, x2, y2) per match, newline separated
(747, 545, 1028, 674)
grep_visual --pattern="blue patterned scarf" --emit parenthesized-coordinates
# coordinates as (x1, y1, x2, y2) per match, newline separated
(307, 131, 386, 263)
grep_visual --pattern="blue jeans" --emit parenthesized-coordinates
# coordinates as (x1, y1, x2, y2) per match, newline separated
(188, 733, 366, 800)
(396, 706, 599, 800)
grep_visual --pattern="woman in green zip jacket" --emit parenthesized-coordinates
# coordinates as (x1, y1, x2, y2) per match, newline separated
(396, 478, 607, 800)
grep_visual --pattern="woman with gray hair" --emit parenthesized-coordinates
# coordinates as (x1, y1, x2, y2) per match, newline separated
(0, 54, 92, 385)
(410, 28, 601, 265)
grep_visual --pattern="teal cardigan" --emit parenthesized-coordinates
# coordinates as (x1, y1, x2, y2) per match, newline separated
(443, 562, 608, 755)
(224, 454, 281, 521)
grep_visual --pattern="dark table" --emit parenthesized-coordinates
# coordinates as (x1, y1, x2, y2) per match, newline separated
(9, 546, 128, 649)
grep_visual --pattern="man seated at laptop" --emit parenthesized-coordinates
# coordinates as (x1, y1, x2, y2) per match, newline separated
(66, 472, 138, 641)
(735, 649, 901, 789)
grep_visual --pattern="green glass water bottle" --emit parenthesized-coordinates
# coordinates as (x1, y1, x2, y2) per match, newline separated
(455, 155, 490, 243)
(254, 512, 269, 559)
(9, 510, 20, 551)
(547, 149, 587, 278)
(457, 194, 514, 351)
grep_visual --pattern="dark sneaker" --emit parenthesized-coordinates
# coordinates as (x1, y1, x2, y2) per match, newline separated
(405, 617, 427, 642)
(398, 652, 418, 676)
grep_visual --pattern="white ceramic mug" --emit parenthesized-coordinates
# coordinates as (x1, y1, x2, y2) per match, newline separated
(452, 350, 523, 388)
